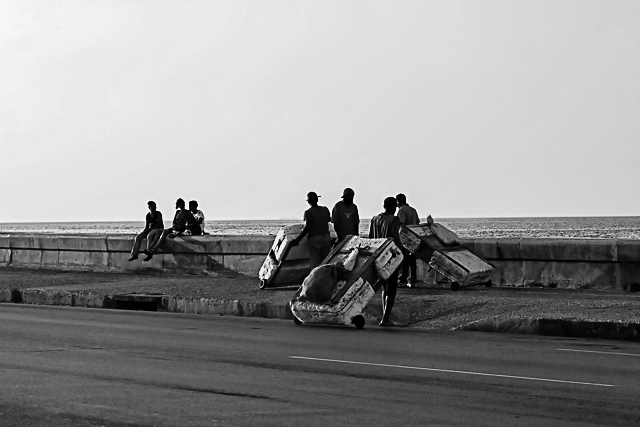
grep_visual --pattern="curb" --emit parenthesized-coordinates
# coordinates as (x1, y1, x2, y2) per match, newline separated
(3, 288, 639, 341)
(0, 288, 293, 320)
(458, 317, 640, 341)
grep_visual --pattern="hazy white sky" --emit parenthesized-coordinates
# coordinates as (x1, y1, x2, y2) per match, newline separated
(2, 0, 639, 222)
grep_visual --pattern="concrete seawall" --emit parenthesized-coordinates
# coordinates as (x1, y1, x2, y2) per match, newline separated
(1, 234, 639, 291)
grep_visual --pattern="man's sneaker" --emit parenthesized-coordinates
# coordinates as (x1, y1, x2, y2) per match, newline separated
(407, 281, 416, 288)
(128, 256, 138, 262)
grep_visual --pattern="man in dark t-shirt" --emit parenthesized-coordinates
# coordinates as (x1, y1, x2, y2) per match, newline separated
(332, 187, 360, 243)
(291, 191, 332, 269)
(369, 196, 402, 326)
(129, 201, 164, 261)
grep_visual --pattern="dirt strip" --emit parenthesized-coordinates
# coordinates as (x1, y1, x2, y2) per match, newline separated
(1, 268, 640, 339)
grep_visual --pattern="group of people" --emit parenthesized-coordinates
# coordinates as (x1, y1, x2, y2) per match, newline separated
(291, 188, 420, 327)
(128, 189, 420, 326)
(129, 198, 205, 262)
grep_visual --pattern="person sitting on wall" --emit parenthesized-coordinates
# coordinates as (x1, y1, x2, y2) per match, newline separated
(144, 198, 196, 261)
(187, 200, 205, 235)
(128, 201, 164, 261)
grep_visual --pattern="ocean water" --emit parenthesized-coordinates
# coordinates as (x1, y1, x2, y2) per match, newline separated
(0, 217, 638, 239)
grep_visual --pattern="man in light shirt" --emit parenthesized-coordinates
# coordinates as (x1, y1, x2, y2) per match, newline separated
(396, 193, 420, 288)
(189, 200, 205, 235)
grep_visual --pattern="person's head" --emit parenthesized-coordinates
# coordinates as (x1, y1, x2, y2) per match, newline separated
(175, 198, 185, 210)
(396, 193, 407, 207)
(147, 201, 157, 213)
(383, 196, 397, 214)
(189, 200, 198, 212)
(306, 191, 319, 206)
(341, 188, 355, 206)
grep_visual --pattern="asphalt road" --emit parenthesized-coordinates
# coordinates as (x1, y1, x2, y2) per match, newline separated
(1, 305, 639, 427)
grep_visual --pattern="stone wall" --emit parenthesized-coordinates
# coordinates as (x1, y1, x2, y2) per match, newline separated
(1, 234, 639, 291)
(0, 234, 271, 276)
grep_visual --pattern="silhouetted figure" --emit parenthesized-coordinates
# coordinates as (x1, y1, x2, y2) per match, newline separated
(369, 197, 402, 326)
(290, 192, 332, 269)
(396, 193, 420, 288)
(331, 187, 360, 243)
(145, 198, 196, 261)
(188, 200, 205, 235)
(129, 201, 164, 261)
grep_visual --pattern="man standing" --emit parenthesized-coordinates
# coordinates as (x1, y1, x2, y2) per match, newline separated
(129, 201, 164, 261)
(290, 192, 332, 269)
(188, 200, 205, 235)
(369, 197, 403, 326)
(396, 193, 420, 288)
(331, 187, 360, 243)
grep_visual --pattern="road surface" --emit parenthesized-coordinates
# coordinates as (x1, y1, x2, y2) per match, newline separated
(1, 304, 639, 426)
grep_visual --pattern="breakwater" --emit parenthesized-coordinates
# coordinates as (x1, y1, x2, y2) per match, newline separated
(0, 234, 639, 291)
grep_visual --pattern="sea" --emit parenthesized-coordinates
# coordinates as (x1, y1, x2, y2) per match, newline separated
(0, 217, 638, 239)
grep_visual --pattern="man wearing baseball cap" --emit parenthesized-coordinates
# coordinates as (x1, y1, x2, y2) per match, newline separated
(290, 191, 332, 269)
(331, 187, 360, 243)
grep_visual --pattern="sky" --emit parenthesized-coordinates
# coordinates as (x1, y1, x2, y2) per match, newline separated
(1, 0, 639, 222)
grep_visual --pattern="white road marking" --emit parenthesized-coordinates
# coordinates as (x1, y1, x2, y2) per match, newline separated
(557, 348, 640, 357)
(290, 356, 615, 387)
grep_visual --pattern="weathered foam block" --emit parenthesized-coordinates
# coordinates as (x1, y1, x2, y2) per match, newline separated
(222, 255, 266, 277)
(10, 249, 43, 268)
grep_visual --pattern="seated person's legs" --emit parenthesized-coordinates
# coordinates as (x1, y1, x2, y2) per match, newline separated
(150, 228, 173, 252)
(129, 231, 148, 260)
(146, 229, 162, 251)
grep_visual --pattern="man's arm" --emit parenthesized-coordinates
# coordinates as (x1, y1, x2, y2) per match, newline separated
(144, 214, 152, 231)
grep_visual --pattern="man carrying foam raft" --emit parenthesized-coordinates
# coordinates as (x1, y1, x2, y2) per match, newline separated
(290, 191, 332, 269)
(332, 187, 360, 243)
(369, 196, 403, 326)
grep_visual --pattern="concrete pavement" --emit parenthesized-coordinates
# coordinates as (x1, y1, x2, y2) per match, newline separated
(1, 304, 640, 426)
